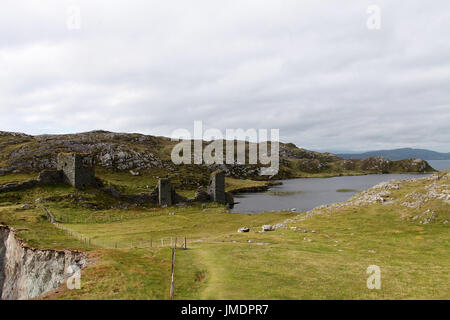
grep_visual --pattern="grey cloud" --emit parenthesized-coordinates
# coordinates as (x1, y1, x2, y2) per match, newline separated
(0, 0, 449, 152)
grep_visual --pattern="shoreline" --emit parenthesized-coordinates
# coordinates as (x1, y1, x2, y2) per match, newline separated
(230, 171, 435, 195)
(230, 171, 438, 214)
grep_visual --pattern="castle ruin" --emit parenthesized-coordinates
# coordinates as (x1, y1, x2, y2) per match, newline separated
(158, 178, 173, 206)
(57, 153, 95, 189)
(208, 170, 226, 204)
(1, 152, 233, 207)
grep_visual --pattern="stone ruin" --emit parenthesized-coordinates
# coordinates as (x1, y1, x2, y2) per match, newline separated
(208, 170, 226, 204)
(0, 153, 96, 193)
(158, 178, 173, 206)
(0, 153, 233, 207)
(57, 153, 95, 189)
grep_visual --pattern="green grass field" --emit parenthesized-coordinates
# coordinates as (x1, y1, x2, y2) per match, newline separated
(0, 172, 448, 300)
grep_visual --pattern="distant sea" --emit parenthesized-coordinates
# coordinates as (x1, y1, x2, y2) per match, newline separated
(426, 160, 450, 171)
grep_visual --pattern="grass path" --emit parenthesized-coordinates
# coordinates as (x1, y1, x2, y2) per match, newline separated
(192, 245, 229, 300)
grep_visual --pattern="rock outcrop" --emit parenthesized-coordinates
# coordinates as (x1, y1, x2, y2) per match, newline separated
(340, 157, 433, 174)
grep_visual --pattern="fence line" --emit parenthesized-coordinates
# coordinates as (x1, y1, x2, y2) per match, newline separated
(41, 205, 188, 249)
(48, 210, 176, 225)
(43, 205, 186, 300)
(170, 240, 176, 300)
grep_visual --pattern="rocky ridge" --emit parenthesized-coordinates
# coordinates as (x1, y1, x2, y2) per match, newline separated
(0, 131, 435, 179)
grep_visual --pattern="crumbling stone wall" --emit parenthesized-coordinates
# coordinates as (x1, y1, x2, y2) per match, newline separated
(37, 170, 63, 185)
(0, 180, 39, 193)
(0, 171, 64, 194)
(101, 182, 188, 206)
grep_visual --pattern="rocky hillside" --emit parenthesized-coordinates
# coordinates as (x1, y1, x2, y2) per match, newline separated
(0, 131, 435, 180)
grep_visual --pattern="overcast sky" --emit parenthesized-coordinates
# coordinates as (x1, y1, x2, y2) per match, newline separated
(0, 1, 449, 152)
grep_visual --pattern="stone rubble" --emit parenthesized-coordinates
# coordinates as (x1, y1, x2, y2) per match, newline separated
(237, 227, 250, 233)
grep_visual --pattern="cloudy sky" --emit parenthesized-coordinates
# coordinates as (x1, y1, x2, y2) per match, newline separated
(0, 0, 449, 152)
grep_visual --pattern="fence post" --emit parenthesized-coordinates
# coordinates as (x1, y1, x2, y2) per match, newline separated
(169, 247, 176, 300)
(184, 236, 186, 249)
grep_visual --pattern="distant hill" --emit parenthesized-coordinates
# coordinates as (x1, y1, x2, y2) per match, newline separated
(338, 148, 450, 161)
(0, 131, 435, 181)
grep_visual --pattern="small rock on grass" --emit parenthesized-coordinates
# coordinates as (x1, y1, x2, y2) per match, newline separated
(129, 170, 140, 176)
(262, 225, 275, 232)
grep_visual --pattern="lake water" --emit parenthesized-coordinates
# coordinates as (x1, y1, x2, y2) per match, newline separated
(231, 173, 432, 214)
(426, 160, 450, 171)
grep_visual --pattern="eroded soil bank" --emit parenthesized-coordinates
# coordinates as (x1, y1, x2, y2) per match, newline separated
(0, 225, 86, 300)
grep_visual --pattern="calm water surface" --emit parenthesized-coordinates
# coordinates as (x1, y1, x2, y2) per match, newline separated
(426, 160, 450, 172)
(231, 173, 432, 213)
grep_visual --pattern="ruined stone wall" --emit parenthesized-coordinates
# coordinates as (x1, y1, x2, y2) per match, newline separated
(37, 169, 63, 185)
(0, 180, 38, 193)
(0, 170, 65, 194)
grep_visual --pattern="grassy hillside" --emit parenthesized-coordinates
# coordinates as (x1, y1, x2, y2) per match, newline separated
(1, 169, 448, 300)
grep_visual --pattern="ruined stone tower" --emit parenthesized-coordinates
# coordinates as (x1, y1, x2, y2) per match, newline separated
(57, 153, 95, 189)
(208, 170, 226, 204)
(158, 178, 172, 206)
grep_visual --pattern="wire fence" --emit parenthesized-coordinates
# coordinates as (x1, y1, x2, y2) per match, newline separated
(42, 204, 183, 299)
(41, 205, 188, 249)
(49, 210, 175, 224)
